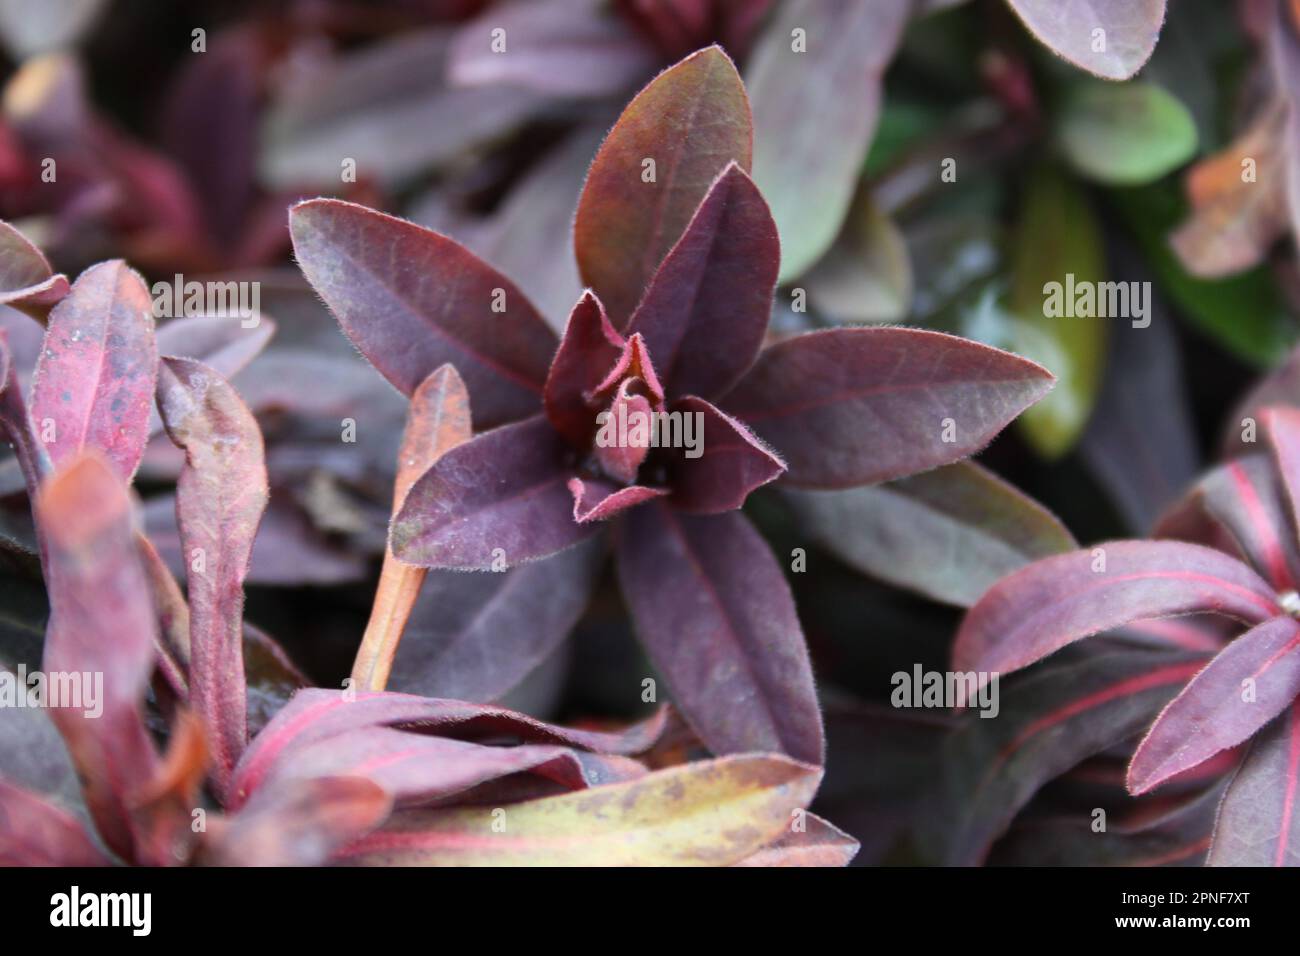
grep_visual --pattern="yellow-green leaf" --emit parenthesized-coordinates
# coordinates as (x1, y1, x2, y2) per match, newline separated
(338, 754, 822, 866)
(1008, 166, 1106, 459)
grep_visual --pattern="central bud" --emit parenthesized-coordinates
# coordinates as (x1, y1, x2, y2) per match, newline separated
(584, 332, 667, 487)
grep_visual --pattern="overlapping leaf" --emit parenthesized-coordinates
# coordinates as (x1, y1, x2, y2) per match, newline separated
(724, 327, 1054, 489)
(574, 45, 752, 325)
(616, 502, 822, 763)
(156, 357, 268, 794)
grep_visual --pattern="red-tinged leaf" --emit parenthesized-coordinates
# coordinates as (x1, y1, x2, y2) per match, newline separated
(37, 454, 161, 862)
(156, 357, 268, 795)
(0, 218, 68, 314)
(0, 781, 109, 865)
(1265, 406, 1300, 546)
(354, 363, 473, 692)
(544, 291, 625, 449)
(954, 541, 1281, 678)
(669, 395, 783, 513)
(615, 502, 822, 763)
(448, 0, 659, 98)
(591, 331, 664, 403)
(989, 781, 1222, 866)
(1207, 699, 1300, 866)
(625, 163, 777, 398)
(254, 725, 645, 808)
(391, 415, 595, 570)
(939, 649, 1202, 865)
(198, 777, 392, 867)
(1130, 616, 1300, 794)
(782, 461, 1075, 608)
(570, 477, 666, 522)
(732, 813, 859, 867)
(725, 328, 1055, 489)
(28, 260, 157, 482)
(289, 199, 557, 429)
(1156, 455, 1300, 592)
(746, 0, 910, 281)
(574, 45, 752, 326)
(1005, 0, 1166, 81)
(231, 689, 668, 807)
(1225, 344, 1300, 458)
(336, 754, 822, 866)
(391, 538, 602, 702)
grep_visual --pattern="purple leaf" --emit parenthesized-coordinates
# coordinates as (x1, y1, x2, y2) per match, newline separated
(615, 501, 822, 763)
(940, 648, 1202, 865)
(290, 199, 557, 428)
(1005, 0, 1166, 80)
(231, 689, 668, 807)
(990, 780, 1222, 866)
(570, 477, 666, 522)
(724, 328, 1055, 489)
(574, 45, 752, 326)
(746, 0, 911, 281)
(156, 357, 268, 796)
(669, 395, 784, 513)
(1264, 405, 1300, 551)
(391, 415, 595, 570)
(1129, 615, 1300, 794)
(0, 218, 69, 314)
(781, 461, 1075, 607)
(252, 725, 644, 808)
(953, 541, 1282, 678)
(544, 290, 625, 449)
(37, 454, 161, 862)
(390, 538, 603, 702)
(625, 162, 777, 398)
(29, 260, 158, 482)
(1207, 699, 1300, 866)
(1158, 455, 1300, 592)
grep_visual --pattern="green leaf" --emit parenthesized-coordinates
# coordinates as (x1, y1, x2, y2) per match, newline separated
(1056, 81, 1197, 185)
(1008, 166, 1107, 459)
(1111, 180, 1297, 367)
